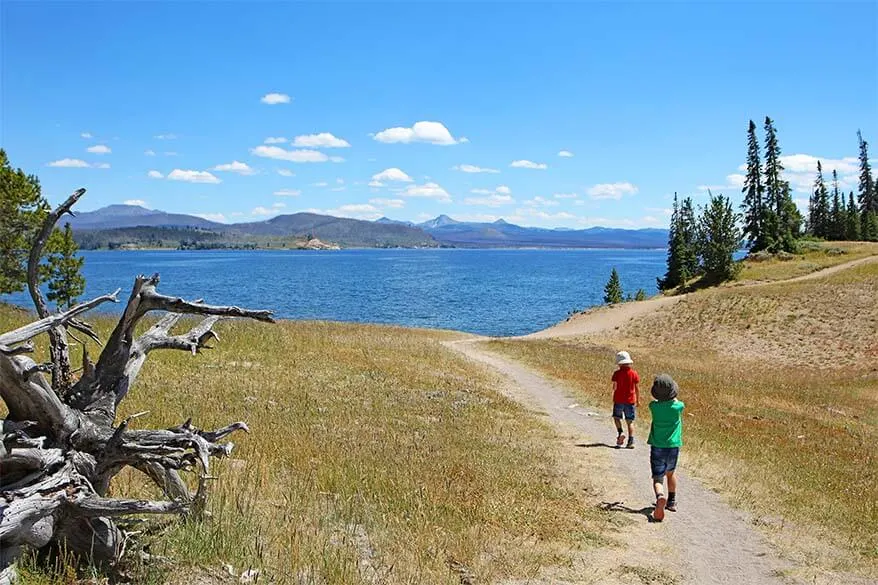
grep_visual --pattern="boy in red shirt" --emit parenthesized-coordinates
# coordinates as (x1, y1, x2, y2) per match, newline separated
(611, 350, 640, 449)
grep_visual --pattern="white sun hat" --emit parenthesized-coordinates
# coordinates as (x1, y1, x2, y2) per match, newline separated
(615, 351, 633, 365)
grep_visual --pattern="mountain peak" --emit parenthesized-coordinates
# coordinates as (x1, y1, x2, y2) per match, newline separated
(419, 214, 459, 229)
(493, 218, 508, 225)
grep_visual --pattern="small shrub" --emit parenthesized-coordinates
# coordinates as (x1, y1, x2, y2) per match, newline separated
(747, 250, 773, 262)
(824, 247, 847, 256)
(776, 251, 797, 261)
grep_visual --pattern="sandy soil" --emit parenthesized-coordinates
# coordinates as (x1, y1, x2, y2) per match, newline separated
(523, 254, 878, 341)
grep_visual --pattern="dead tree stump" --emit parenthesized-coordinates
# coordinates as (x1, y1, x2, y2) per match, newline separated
(0, 189, 274, 583)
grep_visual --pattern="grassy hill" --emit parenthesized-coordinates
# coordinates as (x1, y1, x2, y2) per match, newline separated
(486, 248, 878, 574)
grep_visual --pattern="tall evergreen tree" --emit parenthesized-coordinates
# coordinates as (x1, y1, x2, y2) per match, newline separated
(809, 160, 830, 238)
(846, 191, 861, 240)
(762, 118, 799, 251)
(0, 149, 49, 294)
(857, 130, 877, 240)
(829, 169, 844, 241)
(41, 222, 86, 309)
(741, 120, 766, 250)
(679, 196, 699, 278)
(658, 194, 685, 291)
(603, 268, 623, 304)
(697, 193, 742, 283)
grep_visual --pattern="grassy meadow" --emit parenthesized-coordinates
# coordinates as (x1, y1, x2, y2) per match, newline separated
(1, 304, 611, 584)
(487, 258, 878, 573)
(735, 240, 878, 283)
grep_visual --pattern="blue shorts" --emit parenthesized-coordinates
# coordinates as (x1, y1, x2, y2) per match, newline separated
(612, 403, 636, 421)
(650, 446, 679, 480)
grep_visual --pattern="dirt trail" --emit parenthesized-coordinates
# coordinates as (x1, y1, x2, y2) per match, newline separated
(446, 338, 796, 584)
(525, 254, 878, 340)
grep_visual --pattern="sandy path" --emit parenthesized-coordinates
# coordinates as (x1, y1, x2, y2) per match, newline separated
(445, 338, 795, 584)
(525, 254, 878, 340)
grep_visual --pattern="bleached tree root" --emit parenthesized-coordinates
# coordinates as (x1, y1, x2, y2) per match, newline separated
(1, 188, 274, 579)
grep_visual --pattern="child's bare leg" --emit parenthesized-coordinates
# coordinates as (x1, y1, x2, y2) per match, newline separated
(667, 471, 677, 494)
(613, 417, 623, 433)
(626, 419, 634, 438)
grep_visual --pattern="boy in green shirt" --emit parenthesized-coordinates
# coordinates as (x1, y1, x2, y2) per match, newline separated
(647, 374, 684, 522)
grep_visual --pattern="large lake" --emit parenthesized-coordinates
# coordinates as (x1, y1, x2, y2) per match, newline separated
(3, 249, 666, 337)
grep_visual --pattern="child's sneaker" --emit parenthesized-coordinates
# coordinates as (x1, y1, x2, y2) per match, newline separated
(625, 436, 635, 449)
(653, 495, 667, 522)
(666, 499, 677, 512)
(616, 434, 626, 448)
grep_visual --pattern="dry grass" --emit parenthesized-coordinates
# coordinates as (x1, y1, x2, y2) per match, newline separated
(1, 306, 607, 584)
(486, 261, 878, 574)
(735, 240, 878, 283)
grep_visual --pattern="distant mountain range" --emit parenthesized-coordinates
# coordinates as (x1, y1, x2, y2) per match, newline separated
(68, 205, 668, 250)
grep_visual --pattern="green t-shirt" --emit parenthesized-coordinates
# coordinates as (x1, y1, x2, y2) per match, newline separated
(647, 399, 685, 448)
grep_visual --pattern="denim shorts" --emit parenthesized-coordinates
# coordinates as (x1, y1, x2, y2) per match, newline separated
(650, 446, 679, 479)
(612, 403, 636, 421)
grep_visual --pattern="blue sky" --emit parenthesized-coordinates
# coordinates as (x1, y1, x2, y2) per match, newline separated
(3, 1, 876, 228)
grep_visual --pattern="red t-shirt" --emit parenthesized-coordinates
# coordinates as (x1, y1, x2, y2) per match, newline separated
(612, 366, 640, 404)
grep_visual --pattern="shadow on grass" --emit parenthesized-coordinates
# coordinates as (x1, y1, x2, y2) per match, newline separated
(600, 500, 659, 522)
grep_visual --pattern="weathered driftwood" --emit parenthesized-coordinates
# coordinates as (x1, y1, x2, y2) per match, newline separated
(0, 188, 274, 582)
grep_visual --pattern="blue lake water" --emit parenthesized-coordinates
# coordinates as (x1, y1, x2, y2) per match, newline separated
(3, 249, 667, 336)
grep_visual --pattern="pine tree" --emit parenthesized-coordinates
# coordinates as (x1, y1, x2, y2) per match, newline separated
(858, 130, 877, 240)
(0, 149, 49, 294)
(603, 268, 623, 304)
(41, 222, 86, 309)
(846, 191, 861, 240)
(762, 117, 799, 251)
(634, 289, 646, 301)
(809, 160, 830, 238)
(829, 170, 844, 240)
(697, 193, 741, 283)
(679, 196, 699, 277)
(741, 120, 766, 250)
(657, 194, 685, 291)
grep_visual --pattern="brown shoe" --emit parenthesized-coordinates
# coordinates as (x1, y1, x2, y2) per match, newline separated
(653, 496, 667, 522)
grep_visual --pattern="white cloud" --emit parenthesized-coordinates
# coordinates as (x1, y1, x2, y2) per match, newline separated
(454, 213, 504, 223)
(144, 149, 156, 156)
(372, 167, 413, 183)
(373, 121, 461, 145)
(336, 178, 344, 184)
(587, 182, 639, 200)
(452, 164, 500, 174)
(524, 196, 560, 207)
(195, 212, 228, 223)
(277, 169, 295, 177)
(558, 150, 574, 158)
(274, 189, 301, 197)
(402, 182, 452, 202)
(464, 194, 515, 207)
(260, 92, 291, 105)
(264, 137, 287, 144)
(308, 204, 383, 221)
(724, 154, 860, 195)
(167, 169, 221, 184)
(370, 198, 405, 208)
(510, 159, 548, 170)
(554, 193, 578, 199)
(48, 158, 90, 168)
(80, 132, 93, 139)
(94, 162, 110, 169)
(147, 170, 163, 179)
(87, 144, 111, 154)
(154, 134, 177, 140)
(292, 133, 351, 148)
(123, 199, 146, 206)
(211, 161, 257, 175)
(251, 206, 274, 216)
(312, 181, 329, 187)
(369, 180, 385, 188)
(250, 145, 331, 163)
(516, 208, 576, 221)
(272, 202, 287, 209)
(467, 185, 513, 206)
